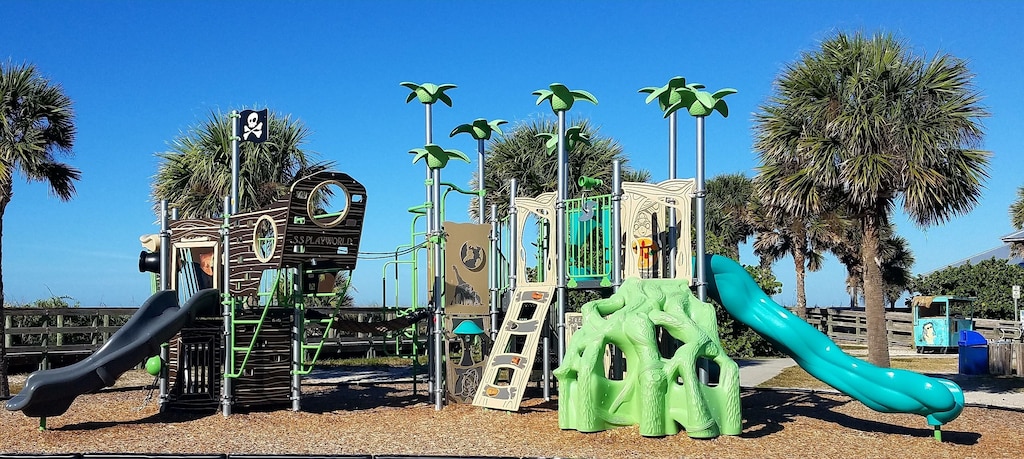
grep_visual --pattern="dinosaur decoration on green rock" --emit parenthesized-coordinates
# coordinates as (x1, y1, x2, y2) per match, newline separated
(554, 277, 742, 439)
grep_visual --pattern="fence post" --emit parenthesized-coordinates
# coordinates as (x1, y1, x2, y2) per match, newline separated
(4, 314, 11, 349)
(103, 314, 110, 343)
(826, 309, 834, 337)
(886, 315, 893, 346)
(56, 313, 64, 347)
(91, 315, 99, 345)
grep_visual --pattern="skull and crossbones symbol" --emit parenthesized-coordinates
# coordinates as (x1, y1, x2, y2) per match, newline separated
(242, 111, 264, 140)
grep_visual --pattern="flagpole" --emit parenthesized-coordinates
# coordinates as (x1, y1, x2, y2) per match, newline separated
(230, 110, 240, 214)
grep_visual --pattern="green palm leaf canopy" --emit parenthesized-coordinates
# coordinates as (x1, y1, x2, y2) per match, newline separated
(409, 143, 469, 169)
(450, 118, 508, 140)
(665, 84, 738, 118)
(533, 83, 598, 112)
(400, 82, 457, 106)
(536, 125, 591, 156)
(639, 76, 690, 113)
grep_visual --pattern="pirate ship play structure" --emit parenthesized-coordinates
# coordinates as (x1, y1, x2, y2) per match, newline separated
(145, 170, 378, 415)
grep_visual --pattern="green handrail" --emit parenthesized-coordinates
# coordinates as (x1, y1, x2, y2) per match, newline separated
(225, 269, 287, 378)
(294, 271, 354, 375)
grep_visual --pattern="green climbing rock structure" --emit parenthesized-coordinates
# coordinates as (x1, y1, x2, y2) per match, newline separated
(554, 277, 742, 439)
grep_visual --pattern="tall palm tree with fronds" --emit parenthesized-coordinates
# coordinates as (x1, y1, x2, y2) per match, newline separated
(752, 203, 841, 318)
(1010, 186, 1024, 256)
(831, 220, 916, 310)
(152, 109, 331, 217)
(753, 32, 988, 367)
(880, 231, 915, 309)
(705, 173, 756, 260)
(480, 118, 646, 218)
(0, 62, 81, 397)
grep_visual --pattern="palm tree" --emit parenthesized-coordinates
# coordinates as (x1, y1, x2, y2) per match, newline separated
(828, 221, 867, 309)
(152, 109, 331, 217)
(831, 220, 916, 310)
(752, 204, 838, 318)
(705, 173, 756, 260)
(753, 32, 988, 367)
(1010, 186, 1024, 256)
(0, 62, 81, 397)
(479, 118, 645, 218)
(880, 232, 915, 309)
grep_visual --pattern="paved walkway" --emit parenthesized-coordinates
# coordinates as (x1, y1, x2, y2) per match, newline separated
(736, 353, 1024, 410)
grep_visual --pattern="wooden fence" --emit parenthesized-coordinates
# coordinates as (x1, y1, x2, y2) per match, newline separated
(804, 307, 1023, 347)
(2, 306, 428, 367)
(7, 305, 1020, 366)
(4, 307, 133, 358)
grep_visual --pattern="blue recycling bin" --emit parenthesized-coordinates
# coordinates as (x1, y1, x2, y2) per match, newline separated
(958, 330, 989, 375)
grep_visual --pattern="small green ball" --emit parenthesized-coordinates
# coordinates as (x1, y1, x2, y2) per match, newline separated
(145, 356, 162, 376)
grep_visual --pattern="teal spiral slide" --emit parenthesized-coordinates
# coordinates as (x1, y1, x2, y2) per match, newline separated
(703, 254, 964, 426)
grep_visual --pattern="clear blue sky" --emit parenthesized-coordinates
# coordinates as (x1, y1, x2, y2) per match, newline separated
(2, 1, 1022, 307)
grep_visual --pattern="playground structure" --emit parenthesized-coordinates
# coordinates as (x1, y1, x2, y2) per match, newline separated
(5, 78, 967, 442)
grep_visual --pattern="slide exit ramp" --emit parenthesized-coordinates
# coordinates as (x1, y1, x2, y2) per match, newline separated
(703, 254, 964, 427)
(5, 289, 220, 418)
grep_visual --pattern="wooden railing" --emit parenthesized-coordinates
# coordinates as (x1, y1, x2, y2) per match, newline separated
(2, 306, 428, 366)
(4, 307, 136, 358)
(804, 307, 1023, 347)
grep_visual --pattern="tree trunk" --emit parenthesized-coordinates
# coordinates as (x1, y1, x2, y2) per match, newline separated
(861, 213, 890, 368)
(792, 224, 808, 319)
(0, 197, 8, 398)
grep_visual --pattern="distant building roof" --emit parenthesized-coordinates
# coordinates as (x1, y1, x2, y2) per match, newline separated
(1001, 229, 1024, 243)
(944, 244, 1024, 269)
(919, 231, 1024, 276)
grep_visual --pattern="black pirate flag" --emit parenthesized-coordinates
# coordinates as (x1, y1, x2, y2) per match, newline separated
(238, 109, 269, 143)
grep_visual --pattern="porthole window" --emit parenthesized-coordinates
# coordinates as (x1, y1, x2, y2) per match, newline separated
(308, 180, 351, 228)
(252, 215, 277, 263)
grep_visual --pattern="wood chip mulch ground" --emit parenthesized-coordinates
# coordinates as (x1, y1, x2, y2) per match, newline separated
(3, 376, 1023, 459)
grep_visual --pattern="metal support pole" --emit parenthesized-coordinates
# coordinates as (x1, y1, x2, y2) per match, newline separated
(612, 161, 623, 290)
(695, 116, 707, 302)
(423, 104, 440, 407)
(509, 179, 518, 292)
(695, 116, 710, 385)
(431, 168, 445, 410)
(159, 200, 170, 291)
(489, 204, 499, 339)
(668, 112, 678, 279)
(611, 160, 625, 379)
(158, 201, 172, 409)
(555, 110, 568, 367)
(291, 269, 303, 411)
(230, 111, 240, 214)
(478, 138, 486, 224)
(1015, 296, 1020, 331)
(221, 197, 232, 417)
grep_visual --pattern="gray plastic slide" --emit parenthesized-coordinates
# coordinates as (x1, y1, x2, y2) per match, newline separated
(4, 288, 220, 418)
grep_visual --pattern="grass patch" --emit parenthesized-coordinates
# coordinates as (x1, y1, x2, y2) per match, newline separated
(759, 356, 958, 390)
